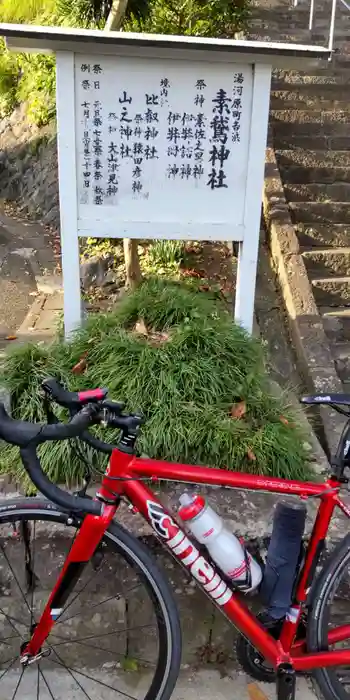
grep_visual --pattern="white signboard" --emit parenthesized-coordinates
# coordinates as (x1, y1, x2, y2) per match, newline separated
(75, 55, 252, 239)
(55, 48, 271, 337)
(0, 24, 330, 338)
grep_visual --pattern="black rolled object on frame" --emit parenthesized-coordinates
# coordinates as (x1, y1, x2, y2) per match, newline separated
(259, 501, 307, 621)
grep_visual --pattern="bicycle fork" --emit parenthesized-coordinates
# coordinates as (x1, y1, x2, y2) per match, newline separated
(21, 503, 116, 664)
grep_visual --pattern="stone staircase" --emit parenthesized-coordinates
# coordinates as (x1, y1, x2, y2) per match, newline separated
(249, 0, 350, 390)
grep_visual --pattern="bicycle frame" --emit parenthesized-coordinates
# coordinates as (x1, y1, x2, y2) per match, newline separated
(23, 448, 350, 674)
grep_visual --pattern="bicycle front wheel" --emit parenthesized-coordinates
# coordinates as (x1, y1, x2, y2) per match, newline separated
(308, 533, 350, 700)
(0, 497, 181, 700)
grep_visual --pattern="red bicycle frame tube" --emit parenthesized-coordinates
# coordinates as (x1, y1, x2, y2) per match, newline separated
(24, 448, 350, 673)
(23, 505, 116, 659)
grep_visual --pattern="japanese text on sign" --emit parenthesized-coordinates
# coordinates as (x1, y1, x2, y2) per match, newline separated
(76, 55, 251, 226)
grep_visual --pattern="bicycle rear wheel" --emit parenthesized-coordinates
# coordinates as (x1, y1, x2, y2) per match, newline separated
(308, 533, 350, 700)
(0, 497, 181, 700)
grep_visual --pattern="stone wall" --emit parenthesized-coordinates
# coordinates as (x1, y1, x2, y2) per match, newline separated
(0, 103, 59, 228)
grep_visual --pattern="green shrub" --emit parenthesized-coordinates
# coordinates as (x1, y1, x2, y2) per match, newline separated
(124, 0, 250, 37)
(0, 42, 18, 116)
(0, 0, 56, 23)
(55, 0, 110, 28)
(0, 0, 58, 125)
(146, 240, 185, 270)
(0, 0, 251, 126)
(16, 54, 56, 126)
(0, 279, 312, 487)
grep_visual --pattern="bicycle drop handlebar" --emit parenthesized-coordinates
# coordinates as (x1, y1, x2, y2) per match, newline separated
(0, 378, 144, 515)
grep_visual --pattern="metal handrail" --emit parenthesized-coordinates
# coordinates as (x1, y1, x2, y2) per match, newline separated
(293, 0, 339, 52)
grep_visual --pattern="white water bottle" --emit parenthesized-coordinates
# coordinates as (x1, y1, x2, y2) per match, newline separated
(178, 492, 262, 592)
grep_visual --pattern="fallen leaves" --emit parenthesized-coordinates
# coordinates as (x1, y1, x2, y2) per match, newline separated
(134, 318, 149, 336)
(134, 318, 170, 346)
(247, 683, 269, 700)
(72, 351, 88, 375)
(181, 267, 207, 279)
(247, 449, 257, 462)
(230, 401, 246, 419)
(6, 335, 17, 341)
(185, 243, 199, 255)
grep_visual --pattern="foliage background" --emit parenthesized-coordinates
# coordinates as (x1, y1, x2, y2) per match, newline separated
(0, 0, 250, 124)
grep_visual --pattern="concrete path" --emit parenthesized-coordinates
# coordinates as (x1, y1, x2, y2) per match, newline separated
(0, 207, 57, 344)
(0, 219, 36, 342)
(0, 667, 317, 700)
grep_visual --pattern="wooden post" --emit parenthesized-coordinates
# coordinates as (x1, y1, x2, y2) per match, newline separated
(105, 0, 142, 290)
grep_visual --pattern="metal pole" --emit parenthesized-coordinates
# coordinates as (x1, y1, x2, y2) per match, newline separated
(328, 0, 337, 52)
(309, 0, 315, 31)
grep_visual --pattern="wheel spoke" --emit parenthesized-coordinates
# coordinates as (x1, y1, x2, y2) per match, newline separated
(0, 656, 17, 679)
(51, 622, 155, 647)
(0, 607, 24, 639)
(49, 632, 155, 666)
(50, 654, 139, 699)
(55, 582, 142, 628)
(39, 666, 56, 700)
(0, 507, 176, 700)
(51, 648, 94, 700)
(0, 543, 31, 617)
(10, 666, 24, 700)
(55, 564, 102, 625)
(0, 635, 21, 647)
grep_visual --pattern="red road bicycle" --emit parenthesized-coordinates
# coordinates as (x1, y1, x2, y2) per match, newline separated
(1, 379, 350, 700)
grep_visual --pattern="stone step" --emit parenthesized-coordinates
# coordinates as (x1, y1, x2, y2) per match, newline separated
(251, 33, 349, 47)
(249, 17, 349, 30)
(302, 247, 350, 277)
(250, 8, 347, 20)
(331, 340, 350, 384)
(274, 134, 350, 150)
(321, 306, 350, 342)
(332, 341, 350, 361)
(271, 92, 350, 111)
(250, 5, 349, 19)
(277, 150, 350, 168)
(284, 183, 350, 203)
(311, 33, 350, 44)
(271, 82, 350, 98)
(295, 223, 350, 248)
(311, 276, 350, 306)
(251, 31, 350, 45)
(276, 149, 350, 184)
(290, 201, 350, 224)
(274, 65, 350, 81)
(249, 31, 308, 43)
(251, 6, 350, 20)
(273, 70, 349, 84)
(271, 110, 349, 126)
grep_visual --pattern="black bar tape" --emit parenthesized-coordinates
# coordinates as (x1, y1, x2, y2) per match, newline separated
(20, 445, 102, 515)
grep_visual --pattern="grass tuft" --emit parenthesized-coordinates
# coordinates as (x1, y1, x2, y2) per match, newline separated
(0, 279, 312, 485)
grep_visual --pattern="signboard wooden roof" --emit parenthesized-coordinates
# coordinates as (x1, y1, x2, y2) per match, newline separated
(0, 23, 331, 66)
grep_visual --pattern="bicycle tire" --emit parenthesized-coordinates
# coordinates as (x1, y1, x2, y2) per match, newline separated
(307, 533, 350, 700)
(0, 497, 182, 700)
